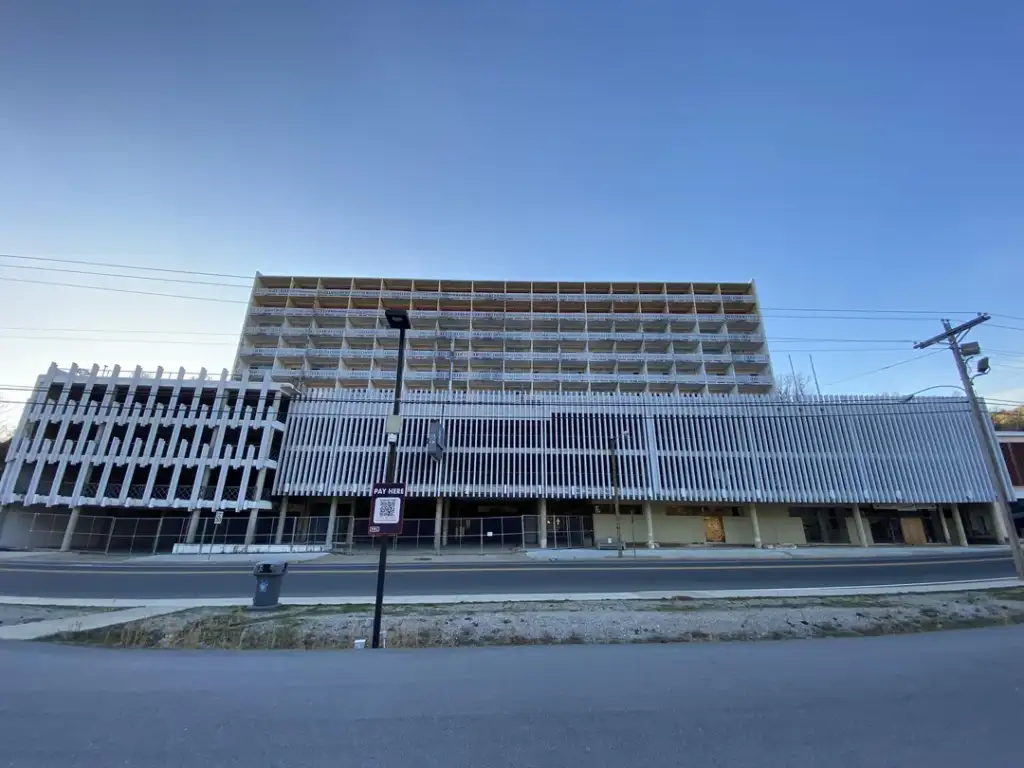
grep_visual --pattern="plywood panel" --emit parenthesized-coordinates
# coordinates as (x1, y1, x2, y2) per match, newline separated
(901, 517, 927, 546)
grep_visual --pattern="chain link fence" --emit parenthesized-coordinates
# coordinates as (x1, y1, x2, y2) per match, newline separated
(8, 511, 594, 553)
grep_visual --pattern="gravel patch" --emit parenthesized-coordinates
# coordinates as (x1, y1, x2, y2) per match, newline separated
(48, 589, 1024, 649)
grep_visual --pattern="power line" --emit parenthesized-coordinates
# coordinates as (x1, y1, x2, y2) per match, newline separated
(0, 327, 237, 336)
(0, 335, 236, 346)
(0, 253, 252, 280)
(760, 306, 980, 316)
(772, 336, 918, 344)
(0, 277, 249, 304)
(0, 262, 250, 289)
(822, 349, 944, 388)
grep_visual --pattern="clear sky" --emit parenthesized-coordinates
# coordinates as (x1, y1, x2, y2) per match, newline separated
(1, 0, 1022, 418)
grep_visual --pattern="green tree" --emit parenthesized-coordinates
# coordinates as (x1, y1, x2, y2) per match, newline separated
(993, 406, 1024, 431)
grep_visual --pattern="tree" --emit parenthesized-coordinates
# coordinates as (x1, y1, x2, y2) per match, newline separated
(0, 398, 15, 464)
(993, 406, 1024, 431)
(776, 372, 813, 400)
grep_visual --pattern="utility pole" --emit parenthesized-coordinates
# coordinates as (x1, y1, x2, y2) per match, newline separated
(914, 314, 1024, 579)
(609, 434, 624, 557)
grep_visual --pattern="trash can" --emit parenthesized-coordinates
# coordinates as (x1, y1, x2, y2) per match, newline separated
(250, 561, 288, 610)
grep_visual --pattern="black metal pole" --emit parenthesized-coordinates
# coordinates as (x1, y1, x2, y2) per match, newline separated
(372, 325, 406, 649)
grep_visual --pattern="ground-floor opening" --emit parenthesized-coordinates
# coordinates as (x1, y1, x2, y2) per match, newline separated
(1, 499, 1009, 554)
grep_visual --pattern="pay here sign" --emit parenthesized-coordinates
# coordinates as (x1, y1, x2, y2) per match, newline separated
(369, 482, 406, 536)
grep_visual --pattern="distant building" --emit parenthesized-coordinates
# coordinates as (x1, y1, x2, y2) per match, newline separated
(233, 275, 774, 396)
(997, 430, 1024, 534)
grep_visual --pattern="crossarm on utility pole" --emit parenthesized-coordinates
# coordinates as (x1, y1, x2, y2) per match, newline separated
(913, 315, 1024, 579)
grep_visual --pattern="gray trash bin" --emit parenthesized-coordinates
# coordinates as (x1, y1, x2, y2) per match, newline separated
(250, 561, 288, 610)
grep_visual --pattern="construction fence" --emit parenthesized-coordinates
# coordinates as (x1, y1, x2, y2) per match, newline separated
(5, 511, 594, 554)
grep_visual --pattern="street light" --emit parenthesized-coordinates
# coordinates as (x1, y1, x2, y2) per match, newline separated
(371, 308, 410, 649)
(901, 385, 967, 402)
(608, 431, 628, 558)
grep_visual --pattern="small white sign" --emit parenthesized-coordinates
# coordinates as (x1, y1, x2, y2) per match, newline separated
(373, 496, 403, 525)
(214, 510, 224, 525)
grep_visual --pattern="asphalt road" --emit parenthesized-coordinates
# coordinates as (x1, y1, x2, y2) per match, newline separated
(3, 626, 1023, 767)
(0, 551, 1015, 599)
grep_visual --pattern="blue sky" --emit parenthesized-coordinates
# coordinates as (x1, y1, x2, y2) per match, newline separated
(1, 0, 1022, 414)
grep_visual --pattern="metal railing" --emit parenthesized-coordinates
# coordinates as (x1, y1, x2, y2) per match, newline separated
(53, 483, 271, 502)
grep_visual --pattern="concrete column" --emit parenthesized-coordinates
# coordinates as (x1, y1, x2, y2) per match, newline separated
(151, 513, 165, 555)
(0, 505, 8, 542)
(951, 503, 969, 547)
(441, 498, 450, 546)
(643, 501, 655, 549)
(185, 507, 201, 544)
(816, 509, 830, 543)
(749, 504, 762, 549)
(324, 497, 339, 549)
(538, 498, 548, 549)
(990, 502, 1009, 544)
(345, 504, 356, 552)
(244, 505, 260, 545)
(852, 504, 869, 547)
(433, 497, 443, 553)
(59, 507, 81, 552)
(937, 507, 951, 545)
(274, 494, 289, 545)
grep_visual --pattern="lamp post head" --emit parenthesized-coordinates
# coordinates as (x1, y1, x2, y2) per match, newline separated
(384, 309, 411, 330)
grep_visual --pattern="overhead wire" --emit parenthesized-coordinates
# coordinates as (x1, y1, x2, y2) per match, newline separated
(0, 253, 251, 280)
(4, 252, 1022, 395)
(0, 262, 250, 289)
(822, 349, 945, 388)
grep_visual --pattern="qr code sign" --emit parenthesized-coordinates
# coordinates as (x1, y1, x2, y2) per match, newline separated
(373, 497, 401, 525)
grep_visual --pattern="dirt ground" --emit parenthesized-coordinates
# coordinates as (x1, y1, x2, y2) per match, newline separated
(46, 588, 1024, 649)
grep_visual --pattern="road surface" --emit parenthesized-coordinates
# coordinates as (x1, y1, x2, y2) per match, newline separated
(2, 626, 1022, 766)
(0, 550, 1015, 599)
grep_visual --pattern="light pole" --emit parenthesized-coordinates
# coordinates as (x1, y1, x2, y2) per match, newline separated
(914, 315, 1024, 579)
(608, 431, 627, 557)
(432, 338, 455, 554)
(371, 308, 410, 649)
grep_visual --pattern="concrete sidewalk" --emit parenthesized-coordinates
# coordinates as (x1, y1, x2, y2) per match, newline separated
(525, 545, 1010, 561)
(1, 544, 1010, 566)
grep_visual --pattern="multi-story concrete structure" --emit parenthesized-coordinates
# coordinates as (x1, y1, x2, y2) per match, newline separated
(0, 363, 288, 551)
(0, 361, 1011, 554)
(234, 275, 774, 395)
(0, 273, 1016, 555)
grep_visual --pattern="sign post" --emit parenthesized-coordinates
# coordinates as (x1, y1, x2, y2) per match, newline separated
(372, 307, 410, 649)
